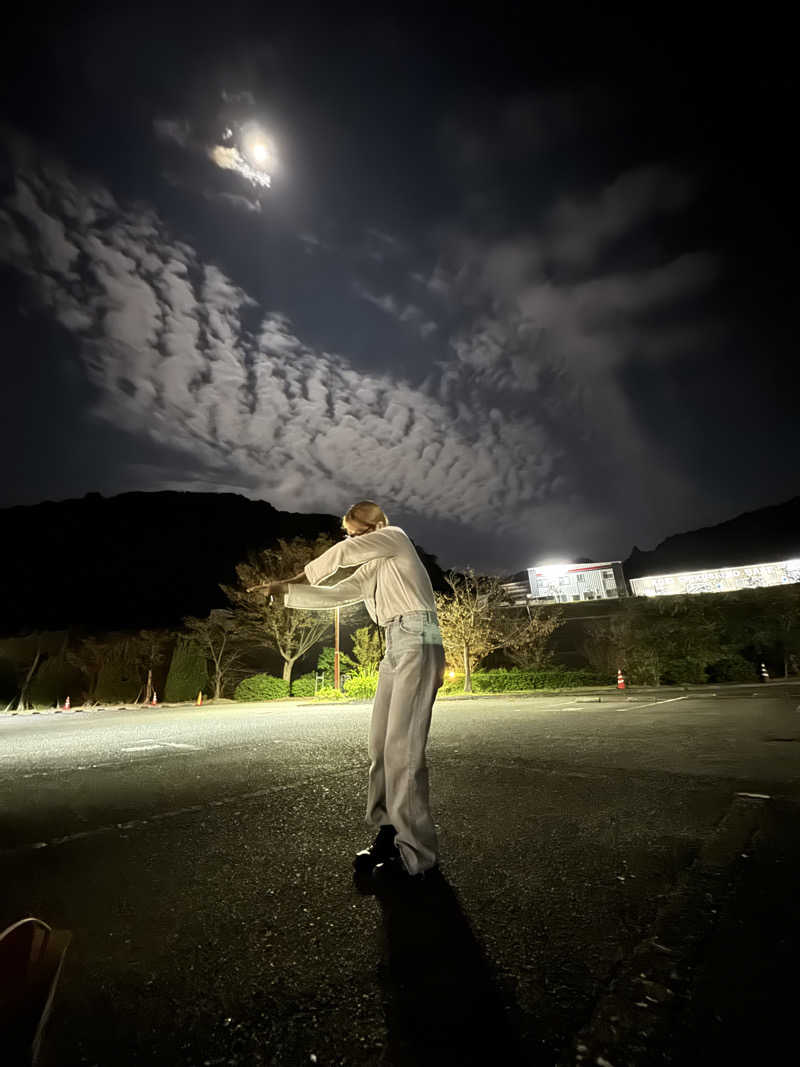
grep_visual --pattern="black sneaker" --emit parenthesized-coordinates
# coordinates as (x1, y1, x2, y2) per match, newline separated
(352, 824, 397, 874)
(371, 854, 438, 892)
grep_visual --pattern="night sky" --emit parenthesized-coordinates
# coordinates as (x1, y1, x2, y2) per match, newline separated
(1, 5, 797, 572)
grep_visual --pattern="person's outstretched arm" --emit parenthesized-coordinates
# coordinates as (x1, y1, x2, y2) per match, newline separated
(304, 528, 403, 586)
(283, 565, 374, 612)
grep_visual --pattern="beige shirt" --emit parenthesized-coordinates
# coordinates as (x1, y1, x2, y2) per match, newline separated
(284, 526, 437, 626)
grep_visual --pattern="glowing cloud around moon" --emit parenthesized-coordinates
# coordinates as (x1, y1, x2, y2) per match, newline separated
(209, 123, 275, 189)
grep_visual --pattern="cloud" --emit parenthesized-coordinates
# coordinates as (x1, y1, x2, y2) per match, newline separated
(153, 117, 192, 148)
(353, 281, 438, 339)
(1, 139, 567, 555)
(153, 113, 273, 198)
(0, 133, 728, 569)
(546, 166, 697, 269)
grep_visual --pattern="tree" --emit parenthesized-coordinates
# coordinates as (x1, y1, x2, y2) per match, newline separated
(586, 596, 727, 686)
(164, 637, 209, 702)
(184, 610, 249, 699)
(13, 636, 44, 711)
(67, 636, 113, 703)
(743, 586, 800, 677)
(317, 645, 357, 685)
(223, 535, 335, 688)
(350, 625, 384, 671)
(435, 569, 546, 692)
(505, 605, 564, 669)
(128, 629, 172, 703)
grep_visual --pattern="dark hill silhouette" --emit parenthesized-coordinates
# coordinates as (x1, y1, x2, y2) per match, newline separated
(624, 496, 800, 578)
(0, 491, 447, 635)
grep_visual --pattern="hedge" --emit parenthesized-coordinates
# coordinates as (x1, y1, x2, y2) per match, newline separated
(234, 673, 290, 701)
(440, 668, 609, 694)
(290, 672, 317, 698)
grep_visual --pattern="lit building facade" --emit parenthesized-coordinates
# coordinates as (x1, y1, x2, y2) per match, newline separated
(527, 562, 628, 603)
(630, 558, 800, 597)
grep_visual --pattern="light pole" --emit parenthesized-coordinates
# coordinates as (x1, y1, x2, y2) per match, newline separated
(334, 606, 341, 691)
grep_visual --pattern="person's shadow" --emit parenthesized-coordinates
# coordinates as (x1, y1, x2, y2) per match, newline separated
(364, 870, 526, 1065)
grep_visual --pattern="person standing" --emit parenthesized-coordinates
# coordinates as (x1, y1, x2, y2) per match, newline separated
(260, 501, 444, 888)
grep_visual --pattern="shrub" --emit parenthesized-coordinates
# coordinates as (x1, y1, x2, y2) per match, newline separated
(290, 672, 317, 697)
(317, 647, 356, 676)
(706, 654, 757, 683)
(95, 659, 139, 703)
(234, 673, 290, 701)
(440, 673, 466, 695)
(313, 685, 347, 701)
(343, 668, 379, 700)
(441, 668, 609, 694)
(0, 656, 17, 703)
(29, 659, 85, 706)
(165, 638, 209, 702)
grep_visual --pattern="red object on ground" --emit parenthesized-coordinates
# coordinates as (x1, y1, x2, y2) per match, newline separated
(151, 691, 158, 706)
(64, 696, 70, 711)
(617, 669, 625, 690)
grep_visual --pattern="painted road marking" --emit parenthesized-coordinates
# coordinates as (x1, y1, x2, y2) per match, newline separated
(121, 742, 202, 752)
(560, 695, 690, 712)
(631, 695, 689, 709)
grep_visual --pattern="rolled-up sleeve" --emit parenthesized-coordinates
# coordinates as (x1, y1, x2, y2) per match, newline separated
(304, 528, 401, 585)
(286, 564, 375, 612)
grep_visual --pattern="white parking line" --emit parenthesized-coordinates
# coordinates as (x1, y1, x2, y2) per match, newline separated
(121, 742, 202, 752)
(630, 695, 689, 709)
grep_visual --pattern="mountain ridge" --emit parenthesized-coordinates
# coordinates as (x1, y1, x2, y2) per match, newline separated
(0, 491, 796, 633)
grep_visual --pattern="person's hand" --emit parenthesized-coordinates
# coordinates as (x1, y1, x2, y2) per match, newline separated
(246, 581, 287, 599)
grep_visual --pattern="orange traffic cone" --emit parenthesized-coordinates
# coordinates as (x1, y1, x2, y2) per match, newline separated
(616, 669, 625, 690)
(64, 696, 71, 710)
(196, 691, 203, 706)
(760, 662, 769, 683)
(151, 690, 158, 706)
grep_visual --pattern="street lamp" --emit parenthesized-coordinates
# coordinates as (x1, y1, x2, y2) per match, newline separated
(334, 606, 341, 691)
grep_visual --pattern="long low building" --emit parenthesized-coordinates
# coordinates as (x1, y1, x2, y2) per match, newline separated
(503, 556, 800, 604)
(629, 558, 800, 597)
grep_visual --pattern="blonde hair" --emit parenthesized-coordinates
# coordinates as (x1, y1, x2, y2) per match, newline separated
(342, 500, 389, 532)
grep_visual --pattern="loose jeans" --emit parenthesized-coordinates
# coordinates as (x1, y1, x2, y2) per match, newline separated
(367, 611, 445, 874)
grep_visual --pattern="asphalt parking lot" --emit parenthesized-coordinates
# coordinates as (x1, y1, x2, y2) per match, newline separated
(2, 687, 799, 1064)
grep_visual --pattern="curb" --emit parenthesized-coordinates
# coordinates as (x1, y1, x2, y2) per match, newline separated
(562, 792, 771, 1067)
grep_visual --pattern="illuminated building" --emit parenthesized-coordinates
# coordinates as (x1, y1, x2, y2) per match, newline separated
(629, 558, 800, 597)
(527, 562, 628, 603)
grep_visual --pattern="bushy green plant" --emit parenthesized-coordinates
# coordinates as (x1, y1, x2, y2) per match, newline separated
(165, 638, 209, 702)
(440, 673, 466, 694)
(95, 659, 139, 702)
(441, 667, 608, 694)
(706, 654, 757, 683)
(317, 647, 357, 676)
(343, 668, 379, 700)
(234, 673, 290, 701)
(290, 672, 317, 697)
(313, 685, 347, 701)
(351, 626, 383, 670)
(29, 659, 85, 706)
(0, 656, 16, 703)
